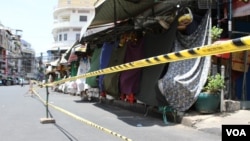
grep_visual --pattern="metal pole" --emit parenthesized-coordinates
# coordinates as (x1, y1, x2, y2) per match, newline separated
(228, 0, 233, 99)
(221, 65, 225, 112)
(242, 51, 248, 101)
(45, 74, 49, 118)
(216, 0, 221, 28)
(40, 53, 43, 82)
(216, 0, 222, 74)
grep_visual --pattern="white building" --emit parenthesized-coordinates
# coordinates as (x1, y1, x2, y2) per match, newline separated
(47, 0, 96, 62)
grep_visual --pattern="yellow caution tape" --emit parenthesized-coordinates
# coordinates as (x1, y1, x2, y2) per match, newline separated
(44, 35, 250, 87)
(31, 88, 132, 141)
(31, 35, 250, 140)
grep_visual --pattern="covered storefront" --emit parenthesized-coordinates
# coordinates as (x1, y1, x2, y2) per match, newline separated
(77, 0, 215, 112)
(52, 0, 250, 113)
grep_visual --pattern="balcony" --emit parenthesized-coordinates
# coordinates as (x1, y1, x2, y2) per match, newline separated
(21, 47, 35, 54)
(7, 61, 15, 67)
(54, 7, 91, 17)
(0, 57, 5, 63)
(52, 21, 84, 32)
(48, 40, 76, 52)
(53, 1, 94, 12)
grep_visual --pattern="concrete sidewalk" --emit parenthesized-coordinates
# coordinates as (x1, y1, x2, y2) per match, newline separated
(180, 110, 250, 135)
(45, 87, 250, 136)
(104, 98, 250, 135)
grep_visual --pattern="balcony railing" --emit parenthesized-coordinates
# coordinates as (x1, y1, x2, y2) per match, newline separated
(54, 1, 94, 9)
(49, 40, 76, 51)
(52, 21, 84, 30)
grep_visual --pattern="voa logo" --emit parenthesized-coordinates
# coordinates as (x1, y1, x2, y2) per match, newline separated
(226, 129, 246, 136)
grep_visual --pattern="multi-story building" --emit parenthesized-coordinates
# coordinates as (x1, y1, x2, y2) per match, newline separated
(20, 39, 36, 79)
(0, 22, 36, 85)
(47, 0, 96, 62)
(0, 23, 16, 85)
(0, 23, 8, 83)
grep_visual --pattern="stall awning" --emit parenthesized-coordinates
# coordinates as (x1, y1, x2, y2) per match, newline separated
(49, 58, 60, 67)
(80, 0, 197, 43)
(90, 0, 158, 27)
(75, 44, 87, 53)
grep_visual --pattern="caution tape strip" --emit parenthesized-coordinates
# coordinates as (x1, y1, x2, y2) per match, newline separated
(44, 35, 250, 87)
(31, 88, 132, 141)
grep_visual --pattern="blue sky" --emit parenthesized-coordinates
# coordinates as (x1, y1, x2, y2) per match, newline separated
(0, 0, 57, 57)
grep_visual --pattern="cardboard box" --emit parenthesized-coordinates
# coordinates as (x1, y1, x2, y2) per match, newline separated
(232, 51, 250, 63)
(232, 60, 249, 72)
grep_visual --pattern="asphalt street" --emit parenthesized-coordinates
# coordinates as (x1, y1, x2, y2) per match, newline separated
(0, 85, 221, 141)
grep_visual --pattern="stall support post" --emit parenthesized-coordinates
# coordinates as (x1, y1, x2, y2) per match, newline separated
(45, 74, 49, 118)
(40, 53, 55, 124)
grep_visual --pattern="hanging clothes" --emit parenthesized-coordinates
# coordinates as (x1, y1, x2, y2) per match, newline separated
(86, 47, 102, 88)
(98, 42, 116, 93)
(119, 38, 144, 97)
(70, 61, 78, 77)
(68, 47, 78, 64)
(76, 57, 91, 95)
(103, 44, 127, 98)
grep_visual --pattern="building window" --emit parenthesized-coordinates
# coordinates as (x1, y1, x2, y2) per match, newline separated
(79, 16, 87, 22)
(64, 33, 67, 41)
(76, 33, 80, 40)
(59, 34, 62, 41)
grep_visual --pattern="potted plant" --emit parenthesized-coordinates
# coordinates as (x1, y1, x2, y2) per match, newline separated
(195, 73, 225, 114)
(211, 26, 223, 42)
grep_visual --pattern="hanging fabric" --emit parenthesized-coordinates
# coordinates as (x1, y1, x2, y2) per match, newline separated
(70, 61, 78, 77)
(98, 42, 117, 94)
(103, 44, 127, 98)
(119, 37, 144, 97)
(136, 16, 178, 107)
(158, 11, 211, 112)
(85, 47, 102, 88)
(76, 57, 91, 95)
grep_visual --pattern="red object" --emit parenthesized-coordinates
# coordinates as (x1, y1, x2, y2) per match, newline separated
(126, 93, 136, 104)
(215, 53, 230, 59)
(100, 91, 106, 98)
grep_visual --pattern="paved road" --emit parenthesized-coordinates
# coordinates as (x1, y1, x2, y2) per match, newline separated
(0, 85, 221, 141)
